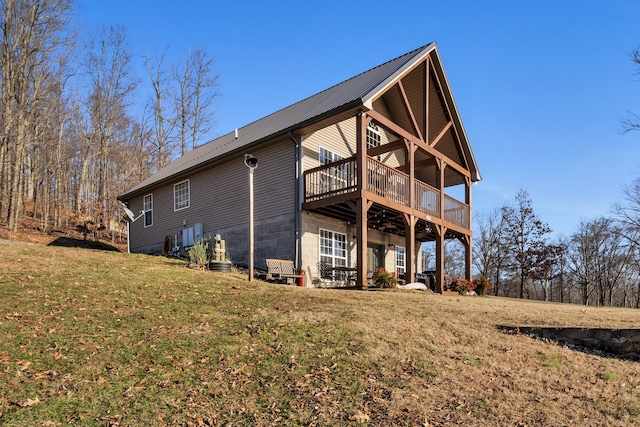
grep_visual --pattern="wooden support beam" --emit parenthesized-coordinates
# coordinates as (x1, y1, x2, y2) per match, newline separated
(367, 139, 404, 157)
(465, 175, 472, 282)
(436, 158, 446, 293)
(356, 197, 369, 290)
(463, 234, 472, 282)
(424, 56, 429, 144)
(429, 121, 452, 147)
(366, 109, 470, 178)
(356, 111, 369, 290)
(397, 81, 424, 142)
(402, 213, 418, 284)
(435, 224, 447, 293)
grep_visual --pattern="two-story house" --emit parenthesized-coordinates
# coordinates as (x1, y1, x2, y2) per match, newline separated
(118, 42, 481, 291)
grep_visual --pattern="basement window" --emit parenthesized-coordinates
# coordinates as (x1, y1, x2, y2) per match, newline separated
(319, 229, 347, 268)
(174, 180, 190, 211)
(396, 245, 406, 276)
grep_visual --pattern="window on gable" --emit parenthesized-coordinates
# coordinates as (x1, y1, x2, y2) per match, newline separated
(174, 180, 190, 211)
(366, 123, 381, 149)
(143, 194, 153, 227)
(396, 245, 406, 275)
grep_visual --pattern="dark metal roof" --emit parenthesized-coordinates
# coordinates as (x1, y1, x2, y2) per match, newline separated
(120, 42, 475, 200)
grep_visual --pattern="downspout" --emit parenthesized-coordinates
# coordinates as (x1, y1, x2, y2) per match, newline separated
(288, 131, 302, 270)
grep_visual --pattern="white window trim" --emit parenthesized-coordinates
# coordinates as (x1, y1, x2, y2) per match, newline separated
(319, 228, 347, 268)
(319, 147, 347, 191)
(173, 179, 190, 211)
(319, 146, 343, 165)
(396, 245, 406, 274)
(143, 194, 153, 228)
(366, 123, 382, 149)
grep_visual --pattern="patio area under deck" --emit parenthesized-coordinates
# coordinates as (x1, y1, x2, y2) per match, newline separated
(302, 154, 472, 291)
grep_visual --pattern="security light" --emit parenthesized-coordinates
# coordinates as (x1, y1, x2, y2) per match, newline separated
(244, 154, 258, 169)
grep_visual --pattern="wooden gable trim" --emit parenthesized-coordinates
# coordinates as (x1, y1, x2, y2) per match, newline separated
(427, 58, 469, 170)
(366, 109, 470, 178)
(365, 47, 435, 109)
(367, 139, 404, 157)
(429, 121, 452, 147)
(396, 80, 424, 142)
(424, 55, 430, 150)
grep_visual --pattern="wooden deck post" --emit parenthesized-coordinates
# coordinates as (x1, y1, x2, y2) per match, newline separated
(403, 213, 417, 284)
(465, 176, 473, 282)
(356, 198, 368, 290)
(464, 235, 472, 282)
(356, 111, 370, 290)
(435, 225, 446, 293)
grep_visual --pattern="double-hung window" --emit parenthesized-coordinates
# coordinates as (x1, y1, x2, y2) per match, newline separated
(174, 180, 190, 211)
(396, 245, 406, 276)
(319, 229, 347, 269)
(143, 194, 153, 227)
(319, 147, 346, 193)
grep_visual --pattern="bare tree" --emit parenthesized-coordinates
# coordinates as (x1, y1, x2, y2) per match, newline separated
(183, 49, 218, 151)
(622, 45, 640, 132)
(82, 25, 137, 227)
(144, 51, 174, 169)
(444, 239, 465, 279)
(551, 238, 570, 303)
(173, 49, 219, 156)
(569, 220, 597, 305)
(568, 217, 631, 306)
(613, 176, 640, 247)
(473, 208, 511, 296)
(145, 48, 219, 163)
(501, 190, 552, 299)
(0, 0, 73, 231)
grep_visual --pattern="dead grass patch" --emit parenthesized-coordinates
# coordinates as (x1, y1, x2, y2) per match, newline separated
(1, 242, 640, 425)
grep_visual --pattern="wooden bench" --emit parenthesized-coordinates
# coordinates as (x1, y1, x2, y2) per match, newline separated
(266, 259, 303, 284)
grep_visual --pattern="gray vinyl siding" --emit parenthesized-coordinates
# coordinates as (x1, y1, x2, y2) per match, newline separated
(127, 138, 296, 252)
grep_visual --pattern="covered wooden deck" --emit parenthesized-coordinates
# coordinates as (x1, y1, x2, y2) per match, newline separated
(302, 111, 473, 292)
(304, 155, 470, 232)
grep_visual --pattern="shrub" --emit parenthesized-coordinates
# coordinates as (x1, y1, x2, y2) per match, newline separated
(473, 276, 491, 296)
(450, 278, 474, 295)
(188, 238, 210, 270)
(372, 267, 397, 288)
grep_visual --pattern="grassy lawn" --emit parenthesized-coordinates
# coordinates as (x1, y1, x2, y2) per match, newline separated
(1, 242, 640, 426)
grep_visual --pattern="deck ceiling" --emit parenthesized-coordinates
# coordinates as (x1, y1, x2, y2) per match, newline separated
(308, 202, 465, 243)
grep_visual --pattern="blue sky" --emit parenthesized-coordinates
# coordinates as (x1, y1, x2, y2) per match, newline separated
(77, 0, 640, 238)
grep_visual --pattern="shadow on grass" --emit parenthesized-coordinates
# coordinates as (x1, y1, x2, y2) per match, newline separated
(47, 236, 121, 252)
(498, 325, 640, 362)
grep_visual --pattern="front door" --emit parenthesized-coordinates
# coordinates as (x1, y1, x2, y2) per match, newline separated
(367, 243, 384, 277)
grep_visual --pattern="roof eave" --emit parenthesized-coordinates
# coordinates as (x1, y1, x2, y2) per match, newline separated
(362, 42, 437, 109)
(118, 98, 365, 202)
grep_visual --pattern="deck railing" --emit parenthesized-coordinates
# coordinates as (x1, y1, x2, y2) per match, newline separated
(444, 194, 470, 229)
(414, 180, 440, 217)
(304, 156, 470, 229)
(304, 157, 357, 202)
(367, 157, 409, 207)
